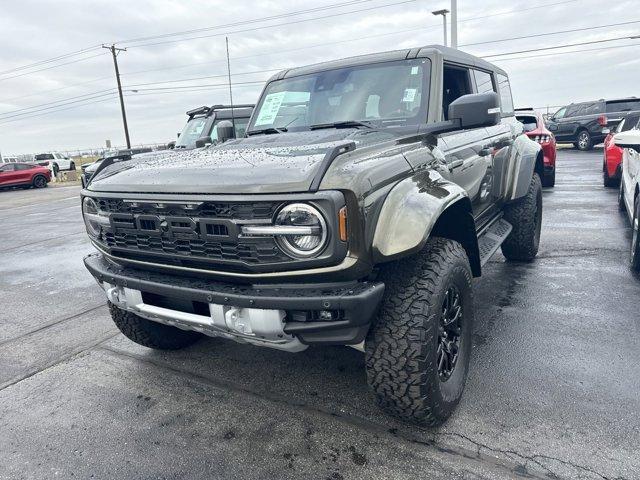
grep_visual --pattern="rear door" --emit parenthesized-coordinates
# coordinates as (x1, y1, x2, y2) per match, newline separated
(14, 163, 36, 184)
(556, 103, 584, 140)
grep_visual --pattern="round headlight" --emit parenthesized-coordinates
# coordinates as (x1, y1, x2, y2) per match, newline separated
(82, 197, 101, 237)
(275, 203, 328, 258)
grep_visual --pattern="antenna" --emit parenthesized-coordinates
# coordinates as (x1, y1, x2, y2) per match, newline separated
(225, 36, 236, 131)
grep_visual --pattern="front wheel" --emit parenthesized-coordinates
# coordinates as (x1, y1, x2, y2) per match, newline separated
(109, 302, 203, 350)
(603, 161, 619, 188)
(576, 130, 592, 151)
(365, 237, 473, 427)
(542, 168, 555, 188)
(501, 173, 543, 261)
(631, 197, 640, 272)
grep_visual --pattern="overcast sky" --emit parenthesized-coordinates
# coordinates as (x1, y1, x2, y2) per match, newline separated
(0, 0, 638, 155)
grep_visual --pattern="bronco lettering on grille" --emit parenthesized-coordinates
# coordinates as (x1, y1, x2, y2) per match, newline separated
(109, 213, 236, 240)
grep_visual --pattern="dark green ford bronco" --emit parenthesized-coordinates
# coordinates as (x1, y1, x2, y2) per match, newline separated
(82, 45, 543, 426)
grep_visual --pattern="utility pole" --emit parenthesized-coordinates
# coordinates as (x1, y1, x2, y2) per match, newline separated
(450, 0, 458, 48)
(102, 44, 131, 149)
(225, 37, 236, 131)
(431, 9, 449, 46)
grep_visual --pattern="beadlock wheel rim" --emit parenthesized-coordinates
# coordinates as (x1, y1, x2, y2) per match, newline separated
(438, 286, 463, 382)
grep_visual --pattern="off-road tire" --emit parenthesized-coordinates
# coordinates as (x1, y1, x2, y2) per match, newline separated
(631, 197, 640, 272)
(576, 130, 593, 151)
(542, 168, 555, 187)
(365, 237, 473, 427)
(32, 174, 47, 188)
(109, 302, 202, 350)
(603, 162, 619, 188)
(501, 173, 542, 261)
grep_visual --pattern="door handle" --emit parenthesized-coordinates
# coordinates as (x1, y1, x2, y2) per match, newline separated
(448, 159, 464, 171)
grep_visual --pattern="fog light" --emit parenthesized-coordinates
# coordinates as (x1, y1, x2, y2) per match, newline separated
(318, 310, 334, 321)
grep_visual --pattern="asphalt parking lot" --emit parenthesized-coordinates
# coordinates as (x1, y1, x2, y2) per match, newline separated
(1, 148, 639, 480)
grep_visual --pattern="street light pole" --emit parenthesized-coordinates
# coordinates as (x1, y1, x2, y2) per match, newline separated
(431, 9, 449, 46)
(450, 0, 458, 48)
(102, 44, 131, 149)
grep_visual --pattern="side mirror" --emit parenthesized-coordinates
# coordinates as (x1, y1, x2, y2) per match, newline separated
(613, 130, 640, 150)
(167, 141, 176, 150)
(448, 92, 501, 129)
(216, 120, 235, 143)
(195, 136, 213, 148)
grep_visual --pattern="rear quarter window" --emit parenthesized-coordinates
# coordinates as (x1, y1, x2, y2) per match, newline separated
(606, 100, 640, 113)
(496, 73, 514, 115)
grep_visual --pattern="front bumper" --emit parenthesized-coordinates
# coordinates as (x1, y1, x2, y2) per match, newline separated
(84, 253, 384, 347)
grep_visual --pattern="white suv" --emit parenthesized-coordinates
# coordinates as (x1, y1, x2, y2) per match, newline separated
(33, 152, 75, 171)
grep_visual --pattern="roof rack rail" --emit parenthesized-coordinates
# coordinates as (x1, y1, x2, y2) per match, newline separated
(186, 104, 255, 119)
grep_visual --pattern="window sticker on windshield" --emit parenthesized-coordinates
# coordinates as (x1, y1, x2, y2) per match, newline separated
(410, 66, 419, 75)
(402, 88, 417, 102)
(255, 92, 287, 126)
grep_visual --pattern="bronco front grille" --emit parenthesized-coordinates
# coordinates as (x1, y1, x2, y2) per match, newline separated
(93, 198, 292, 270)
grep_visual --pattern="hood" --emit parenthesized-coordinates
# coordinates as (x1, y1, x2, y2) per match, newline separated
(88, 128, 405, 194)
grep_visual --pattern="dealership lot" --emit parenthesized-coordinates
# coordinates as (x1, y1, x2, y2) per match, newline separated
(1, 149, 639, 479)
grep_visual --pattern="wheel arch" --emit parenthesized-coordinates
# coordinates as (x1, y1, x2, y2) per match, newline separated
(505, 134, 542, 201)
(371, 170, 481, 277)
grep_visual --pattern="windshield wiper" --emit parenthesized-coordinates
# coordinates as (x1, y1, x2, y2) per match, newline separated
(246, 127, 288, 136)
(309, 120, 375, 130)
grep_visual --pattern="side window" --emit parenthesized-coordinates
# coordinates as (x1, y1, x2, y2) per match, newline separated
(621, 114, 640, 132)
(584, 102, 604, 115)
(553, 107, 567, 120)
(15, 164, 32, 170)
(472, 69, 495, 94)
(496, 74, 514, 115)
(565, 104, 584, 117)
(1, 164, 15, 172)
(233, 118, 249, 138)
(606, 100, 640, 113)
(442, 64, 473, 120)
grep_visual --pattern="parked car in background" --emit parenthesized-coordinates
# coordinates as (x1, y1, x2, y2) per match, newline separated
(170, 104, 253, 150)
(603, 113, 640, 187)
(33, 152, 76, 172)
(547, 98, 640, 151)
(1, 156, 18, 163)
(0, 162, 51, 189)
(81, 147, 153, 187)
(516, 108, 557, 187)
(614, 129, 640, 271)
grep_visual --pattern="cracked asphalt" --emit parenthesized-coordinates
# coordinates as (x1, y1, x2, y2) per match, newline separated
(1, 148, 638, 479)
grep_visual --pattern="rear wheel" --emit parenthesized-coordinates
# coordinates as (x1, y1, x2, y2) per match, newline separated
(501, 173, 543, 261)
(576, 130, 593, 151)
(365, 237, 473, 427)
(542, 168, 555, 187)
(631, 197, 640, 272)
(69, 161, 76, 171)
(32, 175, 47, 188)
(603, 161, 619, 188)
(109, 302, 203, 350)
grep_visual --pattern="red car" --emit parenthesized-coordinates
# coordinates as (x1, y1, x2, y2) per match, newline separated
(0, 162, 51, 189)
(603, 113, 640, 187)
(516, 109, 557, 187)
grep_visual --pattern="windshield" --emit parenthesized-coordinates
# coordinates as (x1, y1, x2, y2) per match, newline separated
(248, 58, 430, 132)
(175, 117, 208, 148)
(34, 153, 54, 160)
(516, 115, 538, 132)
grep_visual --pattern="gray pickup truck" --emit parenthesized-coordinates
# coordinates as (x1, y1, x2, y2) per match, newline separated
(82, 45, 542, 426)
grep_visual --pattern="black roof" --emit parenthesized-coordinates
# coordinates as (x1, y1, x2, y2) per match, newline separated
(187, 104, 254, 120)
(268, 44, 507, 82)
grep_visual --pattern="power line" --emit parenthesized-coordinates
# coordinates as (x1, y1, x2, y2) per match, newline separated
(483, 34, 639, 58)
(0, 96, 118, 126)
(460, 20, 640, 47)
(0, 45, 103, 76)
(0, 88, 117, 116)
(0, 91, 119, 120)
(489, 41, 640, 62)
(0, 52, 107, 82)
(115, 0, 371, 45)
(0, 76, 113, 105)
(123, 0, 418, 48)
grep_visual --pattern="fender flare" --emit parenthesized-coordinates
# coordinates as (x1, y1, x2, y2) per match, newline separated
(505, 134, 543, 201)
(372, 168, 477, 267)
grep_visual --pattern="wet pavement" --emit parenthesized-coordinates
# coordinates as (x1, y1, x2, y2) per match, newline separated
(1, 149, 638, 479)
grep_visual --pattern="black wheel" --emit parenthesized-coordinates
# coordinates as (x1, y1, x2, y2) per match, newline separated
(631, 197, 640, 272)
(69, 161, 76, 171)
(603, 162, 619, 188)
(542, 168, 555, 187)
(109, 302, 202, 350)
(618, 180, 627, 212)
(32, 175, 47, 188)
(576, 130, 592, 151)
(365, 237, 473, 427)
(501, 173, 543, 261)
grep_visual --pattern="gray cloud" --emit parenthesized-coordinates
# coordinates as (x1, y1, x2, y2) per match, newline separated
(0, 0, 638, 154)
